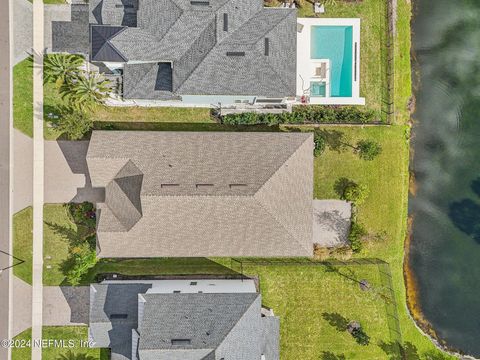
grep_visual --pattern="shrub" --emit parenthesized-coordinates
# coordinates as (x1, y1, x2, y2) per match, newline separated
(313, 130, 326, 156)
(356, 139, 382, 160)
(222, 106, 377, 125)
(343, 182, 369, 205)
(57, 108, 93, 140)
(66, 249, 97, 286)
(348, 222, 367, 253)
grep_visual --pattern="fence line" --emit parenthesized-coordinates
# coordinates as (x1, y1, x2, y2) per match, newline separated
(231, 257, 403, 356)
(384, 0, 397, 123)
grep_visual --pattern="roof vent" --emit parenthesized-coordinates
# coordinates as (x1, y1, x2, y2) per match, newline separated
(229, 184, 247, 188)
(161, 184, 179, 188)
(171, 339, 192, 346)
(115, 4, 134, 8)
(196, 184, 214, 189)
(264, 38, 270, 56)
(190, 0, 209, 5)
(223, 13, 228, 31)
(226, 51, 245, 57)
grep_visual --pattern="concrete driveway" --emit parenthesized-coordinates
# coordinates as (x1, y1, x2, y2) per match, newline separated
(45, 139, 104, 204)
(11, 277, 90, 336)
(14, 131, 104, 210)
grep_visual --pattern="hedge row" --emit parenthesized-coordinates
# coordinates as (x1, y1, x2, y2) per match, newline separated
(222, 106, 378, 125)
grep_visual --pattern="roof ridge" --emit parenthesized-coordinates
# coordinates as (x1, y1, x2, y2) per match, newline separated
(173, 15, 217, 92)
(253, 134, 313, 253)
(215, 293, 260, 351)
(253, 9, 296, 92)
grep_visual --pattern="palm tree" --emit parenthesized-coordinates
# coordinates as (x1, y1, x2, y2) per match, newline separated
(44, 54, 84, 87)
(60, 71, 112, 110)
(56, 350, 96, 360)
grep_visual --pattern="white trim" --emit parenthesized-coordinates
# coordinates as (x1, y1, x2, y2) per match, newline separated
(296, 18, 365, 105)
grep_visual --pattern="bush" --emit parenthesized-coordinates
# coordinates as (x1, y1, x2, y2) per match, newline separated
(222, 106, 377, 125)
(66, 249, 97, 286)
(57, 108, 93, 140)
(349, 222, 367, 253)
(343, 182, 369, 205)
(356, 139, 382, 160)
(313, 130, 326, 156)
(69, 202, 96, 228)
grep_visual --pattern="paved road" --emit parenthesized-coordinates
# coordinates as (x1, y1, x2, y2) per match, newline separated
(0, 0, 12, 358)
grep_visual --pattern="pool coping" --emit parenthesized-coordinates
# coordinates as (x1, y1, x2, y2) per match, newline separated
(296, 18, 365, 105)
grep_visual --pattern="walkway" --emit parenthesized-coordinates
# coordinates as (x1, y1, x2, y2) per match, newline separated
(13, 129, 33, 212)
(32, 0, 44, 357)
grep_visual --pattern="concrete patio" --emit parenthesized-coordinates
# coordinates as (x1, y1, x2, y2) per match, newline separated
(313, 199, 352, 247)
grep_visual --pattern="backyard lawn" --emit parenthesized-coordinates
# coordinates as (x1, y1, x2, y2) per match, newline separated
(12, 327, 109, 360)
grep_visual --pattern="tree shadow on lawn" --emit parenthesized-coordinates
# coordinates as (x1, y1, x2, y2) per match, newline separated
(378, 340, 420, 360)
(321, 351, 346, 360)
(322, 312, 349, 332)
(93, 121, 282, 133)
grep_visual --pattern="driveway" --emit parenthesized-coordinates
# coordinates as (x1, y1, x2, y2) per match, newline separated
(45, 139, 104, 204)
(313, 200, 352, 247)
(13, 129, 33, 212)
(13, 0, 32, 64)
(11, 277, 90, 336)
(13, 1, 75, 65)
(14, 133, 104, 210)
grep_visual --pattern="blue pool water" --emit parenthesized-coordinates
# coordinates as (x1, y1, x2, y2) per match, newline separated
(311, 26, 353, 97)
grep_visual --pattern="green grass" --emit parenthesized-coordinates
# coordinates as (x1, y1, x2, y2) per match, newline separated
(13, 57, 33, 137)
(13, 207, 33, 284)
(395, 0, 413, 124)
(237, 262, 397, 360)
(12, 327, 109, 360)
(311, 125, 454, 358)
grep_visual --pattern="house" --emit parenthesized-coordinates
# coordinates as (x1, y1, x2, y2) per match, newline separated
(89, 279, 279, 360)
(52, 0, 297, 104)
(86, 131, 314, 258)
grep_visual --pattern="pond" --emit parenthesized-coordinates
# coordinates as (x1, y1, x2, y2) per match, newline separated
(410, 0, 480, 357)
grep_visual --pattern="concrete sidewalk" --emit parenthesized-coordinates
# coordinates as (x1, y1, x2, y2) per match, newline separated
(13, 0, 32, 65)
(13, 129, 33, 213)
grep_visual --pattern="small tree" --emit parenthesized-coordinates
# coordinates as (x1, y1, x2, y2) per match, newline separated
(57, 108, 93, 140)
(343, 182, 369, 205)
(60, 71, 111, 111)
(44, 54, 83, 88)
(348, 222, 367, 253)
(314, 130, 326, 156)
(356, 140, 382, 161)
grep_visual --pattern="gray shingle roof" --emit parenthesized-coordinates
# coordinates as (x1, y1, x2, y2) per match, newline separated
(83, 0, 296, 97)
(52, 4, 90, 54)
(89, 284, 279, 360)
(123, 63, 175, 100)
(86, 131, 314, 257)
(91, 25, 128, 62)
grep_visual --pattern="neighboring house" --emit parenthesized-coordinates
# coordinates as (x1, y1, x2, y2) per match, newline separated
(89, 279, 279, 360)
(52, 0, 296, 104)
(86, 131, 314, 258)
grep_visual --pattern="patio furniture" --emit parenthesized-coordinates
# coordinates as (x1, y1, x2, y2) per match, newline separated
(297, 23, 304, 33)
(314, 2, 325, 13)
(314, 63, 327, 78)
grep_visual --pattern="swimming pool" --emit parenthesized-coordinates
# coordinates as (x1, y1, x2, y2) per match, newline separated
(311, 26, 353, 97)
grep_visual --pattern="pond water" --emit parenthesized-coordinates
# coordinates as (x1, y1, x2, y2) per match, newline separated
(410, 0, 480, 357)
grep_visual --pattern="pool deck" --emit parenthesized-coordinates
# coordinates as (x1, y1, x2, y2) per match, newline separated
(296, 18, 365, 105)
